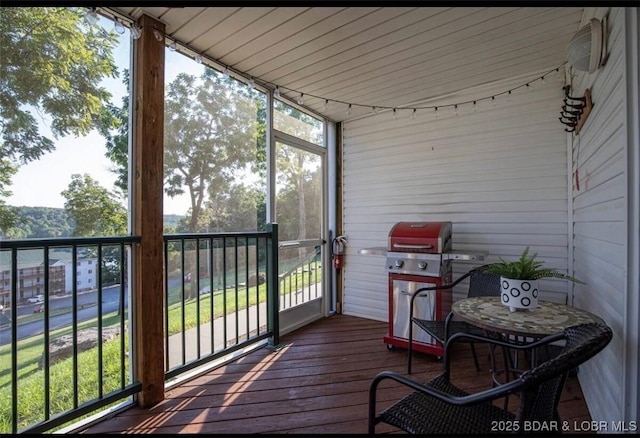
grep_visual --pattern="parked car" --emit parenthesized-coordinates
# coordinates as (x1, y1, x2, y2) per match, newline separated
(27, 295, 44, 304)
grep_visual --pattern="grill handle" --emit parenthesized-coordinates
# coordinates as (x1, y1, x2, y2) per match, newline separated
(392, 243, 434, 250)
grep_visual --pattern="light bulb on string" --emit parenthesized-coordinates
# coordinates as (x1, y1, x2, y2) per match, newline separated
(393, 108, 397, 119)
(526, 82, 534, 91)
(372, 106, 378, 114)
(324, 99, 329, 111)
(194, 54, 203, 64)
(248, 77, 255, 92)
(346, 104, 352, 115)
(297, 93, 304, 105)
(472, 101, 477, 112)
(114, 19, 125, 34)
(274, 86, 280, 98)
(506, 90, 512, 102)
(541, 75, 547, 85)
(491, 96, 496, 106)
(410, 108, 416, 119)
(454, 104, 459, 116)
(555, 68, 563, 80)
(434, 107, 439, 118)
(223, 66, 230, 79)
(85, 8, 98, 25)
(153, 28, 164, 42)
(130, 22, 142, 40)
(168, 40, 177, 51)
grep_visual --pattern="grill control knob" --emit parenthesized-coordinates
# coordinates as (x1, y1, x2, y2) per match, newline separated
(418, 262, 428, 270)
(394, 260, 404, 268)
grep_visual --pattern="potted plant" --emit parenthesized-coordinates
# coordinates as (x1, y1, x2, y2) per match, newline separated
(479, 247, 584, 312)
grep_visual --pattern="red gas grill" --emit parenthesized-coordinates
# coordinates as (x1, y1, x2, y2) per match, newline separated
(361, 221, 487, 357)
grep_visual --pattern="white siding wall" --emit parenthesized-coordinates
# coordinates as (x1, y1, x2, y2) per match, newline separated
(568, 7, 638, 426)
(341, 72, 570, 322)
(340, 7, 639, 424)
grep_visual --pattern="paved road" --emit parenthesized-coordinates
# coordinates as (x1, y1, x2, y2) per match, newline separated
(0, 285, 126, 346)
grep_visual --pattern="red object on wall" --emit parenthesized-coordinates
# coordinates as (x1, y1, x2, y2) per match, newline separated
(333, 253, 344, 270)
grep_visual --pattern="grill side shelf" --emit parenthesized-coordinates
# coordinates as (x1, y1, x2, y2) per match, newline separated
(358, 247, 388, 256)
(442, 250, 489, 261)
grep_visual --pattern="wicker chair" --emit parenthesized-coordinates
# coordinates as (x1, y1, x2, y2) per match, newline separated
(407, 266, 501, 374)
(369, 322, 612, 434)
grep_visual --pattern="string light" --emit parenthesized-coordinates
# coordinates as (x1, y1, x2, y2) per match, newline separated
(114, 19, 125, 34)
(85, 7, 98, 25)
(153, 27, 163, 42)
(130, 22, 142, 40)
(121, 16, 565, 119)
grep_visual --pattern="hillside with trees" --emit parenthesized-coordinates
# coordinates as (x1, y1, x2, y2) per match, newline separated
(1, 206, 185, 239)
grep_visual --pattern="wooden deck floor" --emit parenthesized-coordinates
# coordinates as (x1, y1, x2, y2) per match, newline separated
(83, 314, 592, 434)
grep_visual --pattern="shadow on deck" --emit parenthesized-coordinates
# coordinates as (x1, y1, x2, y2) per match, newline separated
(82, 314, 592, 434)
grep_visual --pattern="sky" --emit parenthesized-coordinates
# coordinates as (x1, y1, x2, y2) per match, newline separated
(7, 15, 199, 216)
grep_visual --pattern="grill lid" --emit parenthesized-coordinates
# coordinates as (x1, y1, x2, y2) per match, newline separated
(388, 221, 452, 253)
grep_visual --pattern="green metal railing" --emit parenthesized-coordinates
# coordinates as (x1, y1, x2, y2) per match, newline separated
(162, 224, 279, 380)
(2, 224, 280, 434)
(1, 236, 141, 434)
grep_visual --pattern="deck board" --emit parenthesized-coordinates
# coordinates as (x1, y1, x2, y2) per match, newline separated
(83, 314, 592, 434)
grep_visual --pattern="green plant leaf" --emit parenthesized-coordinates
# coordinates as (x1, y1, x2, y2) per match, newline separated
(479, 247, 585, 284)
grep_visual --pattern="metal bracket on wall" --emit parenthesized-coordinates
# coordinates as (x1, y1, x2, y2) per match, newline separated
(574, 89, 593, 135)
(559, 86, 593, 135)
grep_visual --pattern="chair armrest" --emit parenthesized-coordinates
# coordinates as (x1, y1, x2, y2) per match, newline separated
(369, 370, 524, 408)
(442, 330, 566, 374)
(446, 330, 565, 351)
(409, 271, 473, 298)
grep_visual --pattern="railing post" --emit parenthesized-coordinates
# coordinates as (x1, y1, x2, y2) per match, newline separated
(267, 223, 280, 347)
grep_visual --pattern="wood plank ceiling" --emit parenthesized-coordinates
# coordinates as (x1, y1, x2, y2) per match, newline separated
(109, 6, 584, 122)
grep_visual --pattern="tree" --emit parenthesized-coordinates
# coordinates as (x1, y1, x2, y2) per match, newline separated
(61, 173, 127, 237)
(98, 70, 129, 194)
(273, 105, 322, 242)
(0, 7, 119, 229)
(203, 183, 266, 232)
(164, 71, 259, 232)
(0, 160, 19, 234)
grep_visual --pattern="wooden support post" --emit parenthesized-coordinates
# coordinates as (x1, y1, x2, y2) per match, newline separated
(133, 14, 165, 407)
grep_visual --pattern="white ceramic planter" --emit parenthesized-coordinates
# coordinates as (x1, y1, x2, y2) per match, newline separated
(500, 277, 539, 312)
